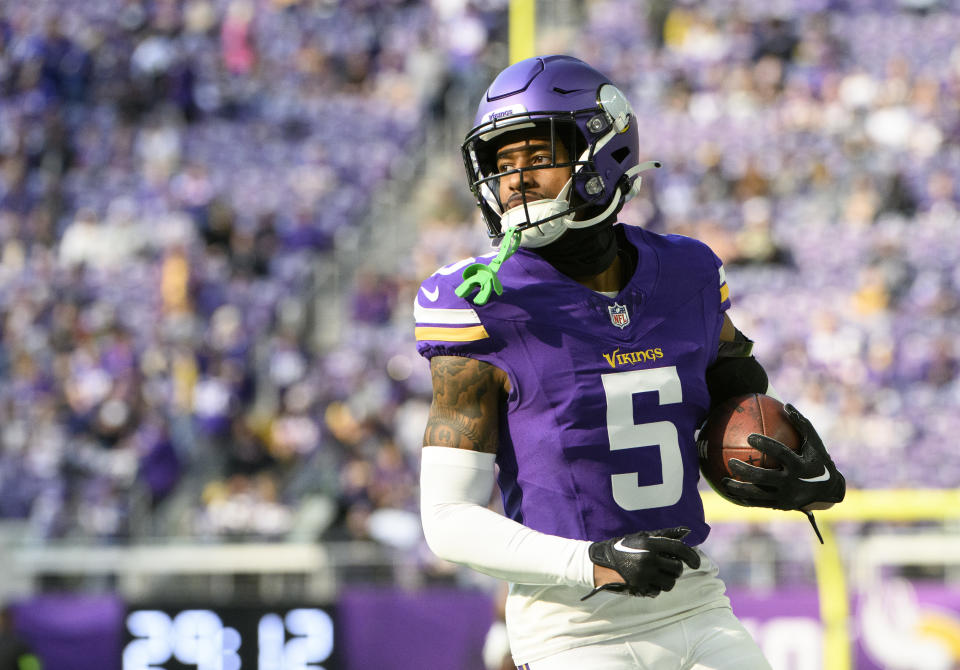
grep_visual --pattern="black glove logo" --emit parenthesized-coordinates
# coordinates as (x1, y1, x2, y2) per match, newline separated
(583, 527, 701, 600)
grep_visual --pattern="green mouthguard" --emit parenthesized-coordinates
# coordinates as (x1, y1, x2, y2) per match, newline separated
(455, 227, 522, 306)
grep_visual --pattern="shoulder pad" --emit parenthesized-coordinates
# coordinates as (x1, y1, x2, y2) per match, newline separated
(414, 254, 496, 346)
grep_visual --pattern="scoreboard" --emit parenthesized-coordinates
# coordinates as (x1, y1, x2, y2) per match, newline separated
(12, 586, 494, 669)
(122, 605, 340, 670)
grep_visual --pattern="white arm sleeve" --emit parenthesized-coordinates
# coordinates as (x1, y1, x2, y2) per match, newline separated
(420, 446, 594, 588)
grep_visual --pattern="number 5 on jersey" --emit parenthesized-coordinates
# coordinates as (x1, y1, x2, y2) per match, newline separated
(601, 367, 684, 511)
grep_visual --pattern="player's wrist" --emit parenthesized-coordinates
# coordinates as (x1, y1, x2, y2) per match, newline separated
(592, 564, 622, 588)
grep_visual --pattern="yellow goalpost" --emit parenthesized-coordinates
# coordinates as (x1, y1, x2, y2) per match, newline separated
(703, 489, 960, 670)
(509, 0, 536, 63)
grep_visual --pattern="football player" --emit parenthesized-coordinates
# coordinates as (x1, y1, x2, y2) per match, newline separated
(416, 55, 844, 669)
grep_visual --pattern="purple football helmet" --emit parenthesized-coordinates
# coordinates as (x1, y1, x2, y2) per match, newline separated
(462, 55, 657, 247)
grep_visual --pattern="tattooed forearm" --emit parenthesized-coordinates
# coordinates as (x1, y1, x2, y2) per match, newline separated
(424, 356, 505, 453)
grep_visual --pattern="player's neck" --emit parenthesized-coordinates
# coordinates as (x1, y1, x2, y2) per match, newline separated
(573, 253, 623, 292)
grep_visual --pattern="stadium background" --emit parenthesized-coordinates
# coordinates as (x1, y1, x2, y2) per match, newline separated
(0, 0, 958, 667)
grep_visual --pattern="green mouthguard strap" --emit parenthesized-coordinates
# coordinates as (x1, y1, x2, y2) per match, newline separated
(455, 227, 522, 306)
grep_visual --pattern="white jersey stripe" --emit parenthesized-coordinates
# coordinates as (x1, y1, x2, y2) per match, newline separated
(718, 265, 726, 285)
(414, 301, 482, 326)
(435, 258, 476, 276)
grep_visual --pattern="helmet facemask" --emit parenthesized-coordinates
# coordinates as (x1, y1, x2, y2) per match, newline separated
(464, 115, 578, 245)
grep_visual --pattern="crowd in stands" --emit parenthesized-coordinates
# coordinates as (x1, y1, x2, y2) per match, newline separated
(0, 0, 504, 545)
(585, 0, 960, 492)
(0, 0, 958, 582)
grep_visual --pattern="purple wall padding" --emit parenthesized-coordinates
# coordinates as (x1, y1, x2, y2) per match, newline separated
(13, 593, 125, 670)
(338, 586, 494, 670)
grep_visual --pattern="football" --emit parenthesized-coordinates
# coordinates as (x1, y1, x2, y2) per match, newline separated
(698, 393, 802, 501)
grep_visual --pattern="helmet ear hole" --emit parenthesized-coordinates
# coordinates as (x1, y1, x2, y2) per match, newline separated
(611, 147, 631, 164)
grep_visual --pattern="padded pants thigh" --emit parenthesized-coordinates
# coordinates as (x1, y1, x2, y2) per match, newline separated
(520, 606, 771, 670)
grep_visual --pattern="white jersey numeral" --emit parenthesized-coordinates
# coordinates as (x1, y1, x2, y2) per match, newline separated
(601, 366, 684, 511)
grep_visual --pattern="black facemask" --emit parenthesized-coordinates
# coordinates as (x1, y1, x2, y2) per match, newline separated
(532, 222, 619, 280)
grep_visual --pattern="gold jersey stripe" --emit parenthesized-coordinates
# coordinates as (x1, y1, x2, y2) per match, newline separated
(720, 283, 730, 302)
(415, 325, 489, 342)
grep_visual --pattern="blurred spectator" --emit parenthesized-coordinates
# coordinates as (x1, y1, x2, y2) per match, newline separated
(752, 17, 799, 64)
(221, 0, 257, 76)
(58, 209, 102, 269)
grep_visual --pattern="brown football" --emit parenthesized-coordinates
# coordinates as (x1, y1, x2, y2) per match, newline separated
(698, 393, 802, 501)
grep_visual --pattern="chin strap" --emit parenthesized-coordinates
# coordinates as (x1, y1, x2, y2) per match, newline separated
(805, 510, 825, 544)
(456, 227, 522, 306)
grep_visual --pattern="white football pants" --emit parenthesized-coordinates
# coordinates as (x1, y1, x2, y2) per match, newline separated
(516, 606, 772, 670)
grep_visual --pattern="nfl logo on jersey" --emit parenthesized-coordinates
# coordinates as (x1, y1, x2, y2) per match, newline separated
(608, 303, 630, 329)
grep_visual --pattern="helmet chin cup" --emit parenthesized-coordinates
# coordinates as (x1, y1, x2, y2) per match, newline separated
(501, 199, 569, 248)
(501, 190, 619, 248)
(500, 178, 574, 248)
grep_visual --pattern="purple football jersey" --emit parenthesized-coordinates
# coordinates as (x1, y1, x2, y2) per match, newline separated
(415, 224, 730, 546)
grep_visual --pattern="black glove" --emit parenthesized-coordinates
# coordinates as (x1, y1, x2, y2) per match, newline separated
(720, 404, 846, 511)
(582, 527, 701, 601)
